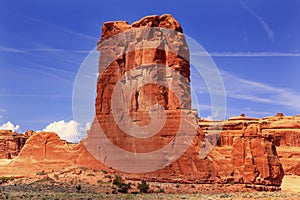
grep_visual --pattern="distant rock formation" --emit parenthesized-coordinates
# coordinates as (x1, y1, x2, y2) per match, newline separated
(0, 131, 110, 176)
(0, 130, 30, 159)
(200, 113, 300, 177)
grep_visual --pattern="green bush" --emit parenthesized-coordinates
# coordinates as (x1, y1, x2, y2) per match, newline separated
(76, 184, 81, 193)
(137, 180, 149, 193)
(87, 173, 95, 177)
(0, 176, 14, 184)
(159, 188, 165, 193)
(105, 174, 112, 179)
(112, 175, 131, 193)
(36, 170, 47, 176)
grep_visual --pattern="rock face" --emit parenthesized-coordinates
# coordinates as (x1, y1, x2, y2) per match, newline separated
(84, 14, 284, 189)
(87, 14, 197, 167)
(200, 113, 300, 178)
(0, 130, 29, 159)
(210, 114, 300, 147)
(96, 14, 191, 116)
(0, 131, 110, 176)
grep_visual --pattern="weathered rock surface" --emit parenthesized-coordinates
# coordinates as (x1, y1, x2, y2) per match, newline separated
(85, 14, 284, 190)
(200, 113, 300, 177)
(0, 130, 29, 159)
(0, 131, 110, 176)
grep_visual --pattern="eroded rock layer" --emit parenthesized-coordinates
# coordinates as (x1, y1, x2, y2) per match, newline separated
(85, 14, 284, 190)
(200, 113, 300, 176)
(0, 130, 30, 159)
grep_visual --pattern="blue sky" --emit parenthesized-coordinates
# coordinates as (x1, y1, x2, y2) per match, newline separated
(0, 0, 300, 139)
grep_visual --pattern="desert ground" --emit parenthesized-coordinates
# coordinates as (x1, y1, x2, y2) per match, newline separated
(0, 163, 299, 200)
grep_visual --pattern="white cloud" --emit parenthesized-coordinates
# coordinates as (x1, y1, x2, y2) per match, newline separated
(0, 45, 91, 55)
(0, 121, 20, 132)
(42, 120, 82, 143)
(0, 94, 70, 98)
(222, 71, 300, 110)
(241, 1, 274, 41)
(191, 68, 300, 117)
(20, 14, 97, 41)
(0, 46, 27, 53)
(191, 51, 300, 57)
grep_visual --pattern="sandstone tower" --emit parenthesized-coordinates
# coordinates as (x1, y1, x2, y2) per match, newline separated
(84, 14, 284, 189)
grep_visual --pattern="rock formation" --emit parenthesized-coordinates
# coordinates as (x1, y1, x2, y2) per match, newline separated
(85, 14, 198, 171)
(0, 15, 294, 191)
(200, 113, 300, 177)
(0, 131, 111, 176)
(0, 130, 29, 159)
(83, 14, 284, 190)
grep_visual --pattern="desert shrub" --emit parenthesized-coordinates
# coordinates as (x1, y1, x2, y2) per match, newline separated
(36, 170, 47, 176)
(35, 177, 55, 183)
(101, 169, 108, 174)
(76, 184, 81, 193)
(137, 180, 149, 193)
(159, 188, 165, 193)
(87, 173, 95, 177)
(105, 174, 112, 179)
(80, 167, 88, 171)
(92, 169, 99, 172)
(0, 176, 14, 184)
(112, 175, 131, 193)
(53, 174, 59, 180)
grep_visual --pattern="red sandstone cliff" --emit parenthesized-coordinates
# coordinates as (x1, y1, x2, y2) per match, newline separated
(200, 113, 300, 176)
(0, 131, 111, 176)
(0, 130, 30, 159)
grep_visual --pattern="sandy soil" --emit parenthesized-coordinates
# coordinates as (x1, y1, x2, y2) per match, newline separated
(0, 160, 300, 199)
(0, 159, 11, 165)
(281, 175, 300, 192)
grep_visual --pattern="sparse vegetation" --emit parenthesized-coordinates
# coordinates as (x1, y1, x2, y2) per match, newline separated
(80, 167, 88, 171)
(76, 184, 81, 193)
(53, 174, 59, 180)
(159, 188, 165, 193)
(92, 169, 99, 173)
(87, 173, 95, 177)
(105, 174, 112, 179)
(0, 180, 299, 199)
(137, 180, 149, 193)
(0, 176, 14, 184)
(112, 175, 131, 193)
(34, 177, 55, 183)
(36, 170, 47, 176)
